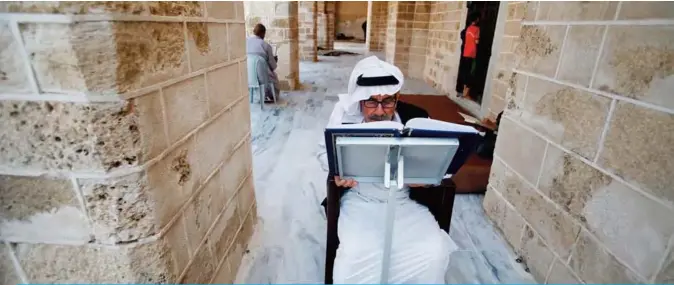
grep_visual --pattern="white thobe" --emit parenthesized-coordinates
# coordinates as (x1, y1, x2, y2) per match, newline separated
(325, 103, 457, 284)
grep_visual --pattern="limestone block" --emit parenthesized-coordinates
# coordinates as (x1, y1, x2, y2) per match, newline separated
(593, 26, 674, 109)
(536, 1, 618, 21)
(208, 198, 240, 263)
(206, 1, 235, 20)
(228, 24, 247, 60)
(220, 143, 251, 209)
(231, 99, 252, 141)
(162, 76, 208, 144)
(0, 100, 142, 172)
(504, 20, 521, 37)
(515, 25, 565, 78)
(618, 2, 674, 20)
(235, 2, 245, 21)
(193, 110, 234, 184)
(146, 136, 200, 228)
(518, 226, 555, 282)
(496, 162, 580, 259)
(134, 91, 169, 163)
(524, 2, 538, 21)
(236, 177, 256, 223)
(0, 21, 31, 93)
(212, 256, 235, 283)
(656, 240, 674, 283)
(538, 146, 611, 219)
(0, 175, 92, 244)
(482, 187, 526, 249)
(79, 173, 157, 244)
(15, 240, 177, 283)
(557, 26, 605, 87)
(225, 241, 245, 282)
(238, 62, 249, 99)
(164, 218, 190, 275)
(598, 102, 674, 205)
(493, 117, 547, 184)
(0, 1, 146, 15)
(569, 229, 644, 283)
(20, 22, 187, 95)
(583, 179, 674, 278)
(188, 23, 229, 71)
(147, 1, 203, 17)
(207, 63, 240, 115)
(489, 91, 506, 114)
(183, 169, 221, 251)
(1, 244, 21, 285)
(517, 78, 611, 159)
(546, 258, 581, 284)
(180, 243, 215, 284)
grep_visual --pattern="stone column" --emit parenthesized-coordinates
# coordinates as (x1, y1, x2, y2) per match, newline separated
(0, 2, 256, 283)
(299, 1, 318, 62)
(367, 1, 388, 52)
(244, 1, 300, 90)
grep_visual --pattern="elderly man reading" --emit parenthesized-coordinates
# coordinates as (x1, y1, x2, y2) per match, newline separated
(323, 56, 457, 283)
(246, 23, 280, 103)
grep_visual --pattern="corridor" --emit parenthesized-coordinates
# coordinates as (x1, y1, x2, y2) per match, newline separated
(236, 53, 535, 284)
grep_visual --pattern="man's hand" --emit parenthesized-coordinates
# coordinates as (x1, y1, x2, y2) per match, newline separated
(334, 176, 357, 188)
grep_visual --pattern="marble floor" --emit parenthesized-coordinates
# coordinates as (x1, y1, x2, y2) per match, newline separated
(235, 53, 535, 284)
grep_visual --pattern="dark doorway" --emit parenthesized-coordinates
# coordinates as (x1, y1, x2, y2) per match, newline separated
(455, 1, 500, 104)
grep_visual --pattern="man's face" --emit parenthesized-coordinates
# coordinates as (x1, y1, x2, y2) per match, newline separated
(360, 94, 398, 122)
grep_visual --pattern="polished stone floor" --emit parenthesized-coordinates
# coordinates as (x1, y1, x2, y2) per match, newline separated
(235, 50, 535, 284)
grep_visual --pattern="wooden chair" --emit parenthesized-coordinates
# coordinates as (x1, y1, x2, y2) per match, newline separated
(323, 177, 457, 284)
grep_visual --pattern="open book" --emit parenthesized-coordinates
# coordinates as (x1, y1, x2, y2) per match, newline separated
(324, 118, 482, 179)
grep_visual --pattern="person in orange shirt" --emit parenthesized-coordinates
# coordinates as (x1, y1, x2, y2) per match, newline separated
(460, 13, 480, 100)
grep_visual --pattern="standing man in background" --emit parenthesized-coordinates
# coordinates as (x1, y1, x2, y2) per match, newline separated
(459, 12, 480, 100)
(361, 21, 367, 40)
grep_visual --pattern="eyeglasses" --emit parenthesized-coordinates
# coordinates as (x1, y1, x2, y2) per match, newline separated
(362, 98, 397, 109)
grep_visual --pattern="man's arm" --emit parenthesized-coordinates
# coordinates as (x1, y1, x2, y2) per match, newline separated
(264, 42, 277, 71)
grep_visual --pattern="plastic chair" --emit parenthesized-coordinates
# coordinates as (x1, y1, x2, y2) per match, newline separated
(247, 54, 277, 109)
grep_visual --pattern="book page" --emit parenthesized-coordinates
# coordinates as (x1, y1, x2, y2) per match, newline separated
(405, 117, 478, 133)
(327, 120, 403, 130)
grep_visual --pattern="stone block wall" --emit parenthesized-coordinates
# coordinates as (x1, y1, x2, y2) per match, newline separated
(317, 1, 335, 50)
(0, 1, 257, 283)
(244, 1, 300, 90)
(335, 1, 368, 40)
(485, 1, 674, 283)
(299, 1, 318, 61)
(423, 1, 466, 94)
(383, 1, 430, 79)
(367, 1, 388, 52)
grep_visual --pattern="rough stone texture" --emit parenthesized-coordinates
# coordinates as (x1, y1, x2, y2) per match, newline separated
(187, 23, 229, 72)
(212, 257, 235, 284)
(205, 1, 236, 20)
(193, 109, 234, 184)
(518, 226, 555, 282)
(0, 100, 146, 172)
(1, 1, 202, 16)
(593, 26, 674, 110)
(494, 160, 580, 259)
(656, 239, 674, 283)
(208, 195, 240, 263)
(617, 1, 674, 20)
(228, 23, 247, 60)
(162, 76, 208, 144)
(1, 244, 21, 285)
(164, 218, 190, 276)
(515, 25, 566, 78)
(557, 25, 605, 87)
(20, 22, 188, 95)
(180, 243, 215, 284)
(569, 229, 644, 284)
(134, 91, 168, 163)
(582, 179, 674, 278)
(146, 136, 200, 228)
(598, 102, 674, 206)
(0, 20, 31, 93)
(422, 1, 465, 94)
(546, 258, 580, 284)
(538, 145, 611, 220)
(206, 63, 240, 114)
(536, 1, 618, 21)
(15, 240, 177, 283)
(236, 176, 256, 223)
(79, 173, 157, 244)
(493, 117, 547, 184)
(483, 177, 526, 249)
(518, 78, 611, 159)
(183, 169, 220, 251)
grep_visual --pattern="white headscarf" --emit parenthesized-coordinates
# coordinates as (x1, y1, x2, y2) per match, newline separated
(330, 56, 405, 125)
